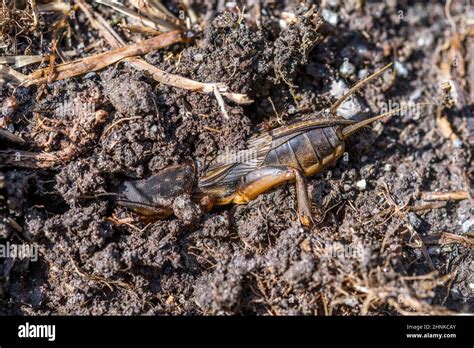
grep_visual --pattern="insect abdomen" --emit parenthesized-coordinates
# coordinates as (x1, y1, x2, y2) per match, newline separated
(264, 127, 345, 176)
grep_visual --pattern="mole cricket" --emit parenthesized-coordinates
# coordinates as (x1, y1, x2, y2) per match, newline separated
(113, 63, 413, 226)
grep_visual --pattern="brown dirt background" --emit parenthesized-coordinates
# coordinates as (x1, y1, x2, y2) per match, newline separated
(0, 0, 473, 315)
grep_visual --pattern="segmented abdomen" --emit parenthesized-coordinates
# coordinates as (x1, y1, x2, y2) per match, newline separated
(263, 126, 344, 176)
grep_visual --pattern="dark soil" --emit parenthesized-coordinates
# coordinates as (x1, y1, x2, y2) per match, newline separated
(0, 0, 472, 315)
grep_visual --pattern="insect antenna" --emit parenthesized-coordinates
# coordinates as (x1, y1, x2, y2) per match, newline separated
(78, 192, 119, 200)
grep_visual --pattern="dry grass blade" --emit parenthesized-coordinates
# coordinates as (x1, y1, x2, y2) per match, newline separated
(180, 0, 198, 26)
(120, 23, 162, 36)
(0, 64, 28, 85)
(145, 0, 178, 21)
(94, 0, 180, 32)
(0, 149, 65, 169)
(129, 0, 181, 26)
(36, 2, 71, 13)
(0, 55, 44, 68)
(0, 128, 25, 143)
(23, 30, 184, 86)
(423, 232, 474, 249)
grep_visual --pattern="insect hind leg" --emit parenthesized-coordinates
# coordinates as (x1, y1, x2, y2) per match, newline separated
(233, 165, 313, 227)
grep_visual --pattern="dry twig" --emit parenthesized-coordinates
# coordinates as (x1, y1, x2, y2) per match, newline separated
(23, 30, 184, 86)
(421, 190, 469, 201)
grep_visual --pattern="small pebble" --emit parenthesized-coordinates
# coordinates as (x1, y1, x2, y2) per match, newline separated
(327, 0, 340, 7)
(469, 283, 474, 290)
(339, 60, 356, 78)
(322, 9, 339, 26)
(343, 184, 352, 192)
(356, 45, 369, 58)
(355, 179, 367, 190)
(394, 60, 409, 78)
(279, 19, 288, 30)
(416, 33, 434, 47)
(453, 139, 463, 148)
(347, 169, 357, 180)
(409, 87, 423, 102)
(225, 1, 237, 8)
(461, 219, 474, 233)
(193, 53, 204, 62)
(358, 69, 368, 80)
(407, 212, 422, 230)
(428, 246, 439, 255)
(328, 79, 366, 119)
(383, 164, 392, 172)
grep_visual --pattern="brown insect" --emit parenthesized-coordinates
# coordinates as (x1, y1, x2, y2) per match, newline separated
(117, 63, 402, 226)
